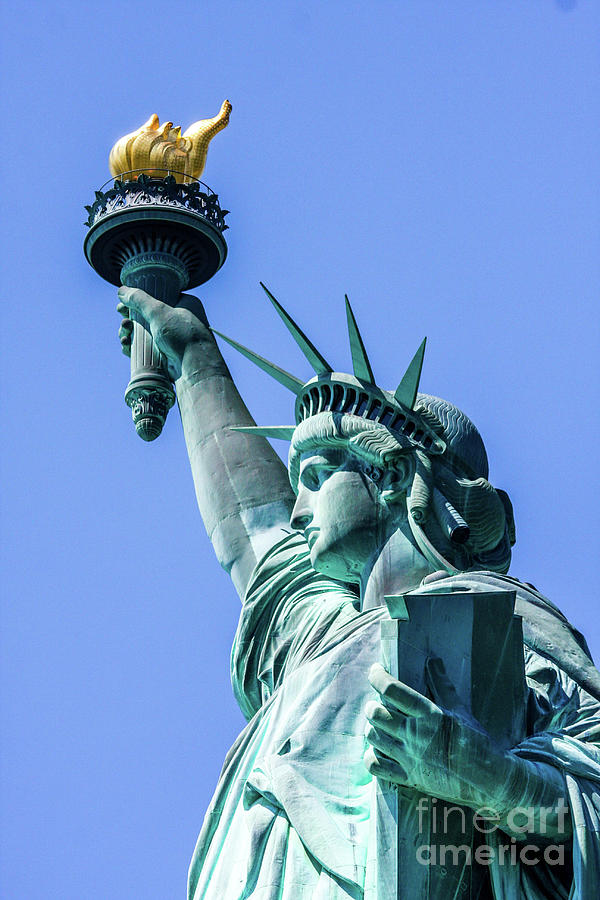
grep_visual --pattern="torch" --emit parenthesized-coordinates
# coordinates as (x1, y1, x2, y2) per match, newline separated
(84, 102, 231, 441)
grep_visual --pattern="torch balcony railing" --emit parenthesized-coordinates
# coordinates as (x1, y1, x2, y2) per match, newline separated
(84, 170, 229, 232)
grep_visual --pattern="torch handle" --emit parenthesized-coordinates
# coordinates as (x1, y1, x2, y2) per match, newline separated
(128, 310, 170, 374)
(120, 254, 187, 441)
(124, 313, 175, 442)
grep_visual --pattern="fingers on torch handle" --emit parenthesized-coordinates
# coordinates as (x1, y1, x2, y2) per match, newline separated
(117, 285, 163, 320)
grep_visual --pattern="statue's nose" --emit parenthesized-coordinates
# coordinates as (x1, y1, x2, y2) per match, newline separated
(290, 491, 313, 532)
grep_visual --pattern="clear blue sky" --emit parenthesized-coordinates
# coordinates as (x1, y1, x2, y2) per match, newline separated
(1, 1, 598, 897)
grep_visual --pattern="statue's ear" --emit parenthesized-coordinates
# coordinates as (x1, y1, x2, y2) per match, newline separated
(378, 454, 415, 506)
(407, 450, 432, 525)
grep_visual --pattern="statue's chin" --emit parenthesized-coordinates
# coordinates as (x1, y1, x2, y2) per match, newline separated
(309, 543, 360, 583)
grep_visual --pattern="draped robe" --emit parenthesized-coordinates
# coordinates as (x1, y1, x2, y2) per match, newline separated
(188, 533, 600, 899)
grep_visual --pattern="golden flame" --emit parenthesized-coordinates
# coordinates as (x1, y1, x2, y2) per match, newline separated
(108, 100, 232, 183)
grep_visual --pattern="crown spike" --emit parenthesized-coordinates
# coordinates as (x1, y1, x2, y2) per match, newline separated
(231, 426, 296, 440)
(394, 338, 427, 409)
(260, 282, 332, 375)
(211, 329, 304, 394)
(345, 295, 374, 383)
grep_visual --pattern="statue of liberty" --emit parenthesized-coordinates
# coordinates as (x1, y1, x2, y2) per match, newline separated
(116, 282, 600, 900)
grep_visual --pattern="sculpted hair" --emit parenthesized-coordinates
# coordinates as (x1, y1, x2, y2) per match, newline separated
(289, 396, 515, 575)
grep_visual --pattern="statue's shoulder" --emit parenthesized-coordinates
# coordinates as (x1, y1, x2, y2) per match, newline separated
(420, 569, 569, 622)
(420, 569, 600, 701)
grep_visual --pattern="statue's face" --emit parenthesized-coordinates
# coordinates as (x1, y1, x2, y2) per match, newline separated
(290, 447, 394, 582)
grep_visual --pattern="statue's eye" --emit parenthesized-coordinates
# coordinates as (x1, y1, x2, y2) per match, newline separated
(301, 463, 337, 490)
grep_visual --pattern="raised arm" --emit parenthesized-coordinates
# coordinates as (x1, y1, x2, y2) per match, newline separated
(118, 286, 295, 599)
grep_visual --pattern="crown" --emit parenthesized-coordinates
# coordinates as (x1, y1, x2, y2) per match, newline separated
(108, 100, 232, 183)
(212, 284, 446, 458)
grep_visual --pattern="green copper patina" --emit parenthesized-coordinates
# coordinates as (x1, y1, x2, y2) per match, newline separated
(114, 283, 600, 900)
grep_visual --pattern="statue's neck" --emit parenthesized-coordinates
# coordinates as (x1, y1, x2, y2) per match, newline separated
(360, 527, 437, 611)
